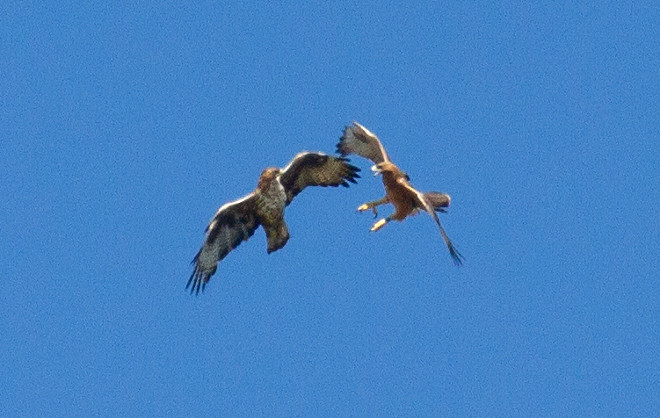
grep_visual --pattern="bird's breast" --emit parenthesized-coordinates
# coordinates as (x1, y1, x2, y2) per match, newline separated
(255, 180, 287, 226)
(382, 173, 415, 217)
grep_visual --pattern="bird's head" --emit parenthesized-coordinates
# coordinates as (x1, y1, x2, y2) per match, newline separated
(371, 161, 399, 176)
(257, 167, 281, 190)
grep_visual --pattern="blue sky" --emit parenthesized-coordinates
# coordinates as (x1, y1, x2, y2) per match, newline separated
(2, 1, 658, 416)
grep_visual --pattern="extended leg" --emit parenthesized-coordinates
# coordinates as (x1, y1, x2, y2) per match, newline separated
(370, 216, 391, 232)
(357, 196, 388, 218)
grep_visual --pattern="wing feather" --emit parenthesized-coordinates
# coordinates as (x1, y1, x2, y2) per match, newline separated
(279, 151, 360, 204)
(398, 178, 464, 266)
(336, 121, 390, 164)
(188, 193, 260, 294)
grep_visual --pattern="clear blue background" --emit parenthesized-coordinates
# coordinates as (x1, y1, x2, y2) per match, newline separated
(2, 1, 658, 416)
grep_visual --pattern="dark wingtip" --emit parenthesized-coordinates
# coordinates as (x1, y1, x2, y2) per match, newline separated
(336, 130, 350, 156)
(190, 251, 200, 265)
(339, 160, 360, 186)
(448, 245, 465, 267)
(186, 270, 196, 293)
(187, 264, 210, 295)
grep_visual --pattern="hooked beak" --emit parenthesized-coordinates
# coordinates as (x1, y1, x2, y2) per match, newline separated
(371, 165, 382, 176)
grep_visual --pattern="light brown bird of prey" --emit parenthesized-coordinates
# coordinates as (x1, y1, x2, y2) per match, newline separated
(188, 151, 360, 294)
(337, 122, 464, 265)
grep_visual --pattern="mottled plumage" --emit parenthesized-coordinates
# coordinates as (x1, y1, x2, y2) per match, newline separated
(188, 151, 360, 294)
(337, 121, 464, 265)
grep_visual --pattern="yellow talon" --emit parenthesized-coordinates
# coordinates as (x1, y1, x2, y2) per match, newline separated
(370, 218, 387, 232)
(357, 203, 370, 212)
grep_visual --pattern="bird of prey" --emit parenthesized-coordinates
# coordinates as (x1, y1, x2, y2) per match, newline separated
(337, 121, 464, 265)
(188, 151, 360, 294)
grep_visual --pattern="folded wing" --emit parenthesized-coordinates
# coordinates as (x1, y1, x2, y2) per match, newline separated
(398, 178, 464, 266)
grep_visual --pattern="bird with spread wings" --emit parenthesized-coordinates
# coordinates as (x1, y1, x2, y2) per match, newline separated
(188, 151, 360, 294)
(337, 121, 464, 265)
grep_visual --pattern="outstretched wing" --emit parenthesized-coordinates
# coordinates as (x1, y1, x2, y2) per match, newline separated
(279, 151, 360, 204)
(337, 121, 390, 164)
(188, 193, 260, 294)
(398, 178, 464, 266)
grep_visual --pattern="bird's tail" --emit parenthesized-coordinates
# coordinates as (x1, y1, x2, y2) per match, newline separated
(423, 192, 451, 213)
(265, 222, 290, 254)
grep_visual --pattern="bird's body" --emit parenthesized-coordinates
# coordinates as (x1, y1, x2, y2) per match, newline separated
(337, 122, 464, 265)
(254, 167, 289, 253)
(378, 161, 417, 222)
(188, 152, 360, 294)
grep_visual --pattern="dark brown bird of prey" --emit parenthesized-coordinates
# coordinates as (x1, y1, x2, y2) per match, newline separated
(188, 151, 360, 294)
(337, 121, 464, 265)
